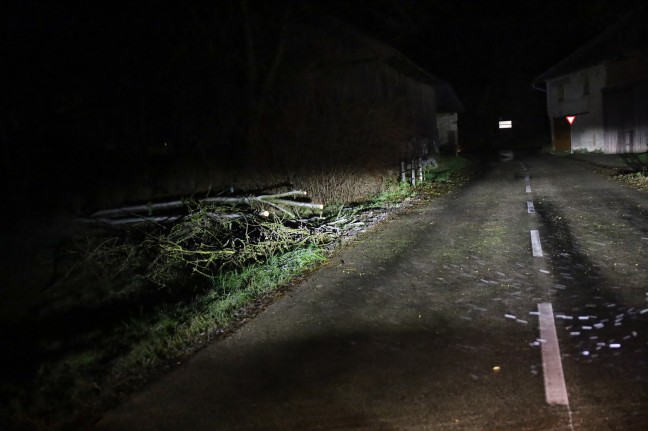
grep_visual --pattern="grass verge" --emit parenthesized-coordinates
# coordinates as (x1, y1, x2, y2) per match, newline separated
(615, 171, 648, 192)
(611, 152, 648, 192)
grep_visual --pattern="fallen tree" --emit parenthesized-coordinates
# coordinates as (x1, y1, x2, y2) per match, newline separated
(89, 191, 324, 225)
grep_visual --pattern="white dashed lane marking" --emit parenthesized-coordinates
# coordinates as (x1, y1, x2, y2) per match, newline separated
(538, 304, 575, 429)
(538, 303, 570, 407)
(524, 171, 574, 427)
(530, 230, 543, 257)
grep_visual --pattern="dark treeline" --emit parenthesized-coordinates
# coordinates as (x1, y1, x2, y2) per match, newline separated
(3, 1, 448, 214)
(4, 1, 263, 212)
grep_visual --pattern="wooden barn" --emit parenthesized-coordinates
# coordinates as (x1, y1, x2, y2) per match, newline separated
(435, 81, 464, 154)
(533, 10, 648, 154)
(253, 13, 464, 170)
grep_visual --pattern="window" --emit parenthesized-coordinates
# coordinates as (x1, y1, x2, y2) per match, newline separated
(583, 74, 590, 95)
(558, 83, 564, 102)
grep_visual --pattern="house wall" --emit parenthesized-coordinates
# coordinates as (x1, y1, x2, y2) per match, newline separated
(602, 52, 648, 153)
(603, 80, 648, 153)
(544, 51, 648, 154)
(546, 64, 606, 153)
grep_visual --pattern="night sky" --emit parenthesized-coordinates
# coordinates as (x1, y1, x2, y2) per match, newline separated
(324, 0, 643, 144)
(5, 0, 640, 140)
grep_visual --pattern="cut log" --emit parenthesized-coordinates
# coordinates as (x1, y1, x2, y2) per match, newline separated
(90, 191, 322, 220)
(91, 200, 187, 218)
(86, 212, 244, 226)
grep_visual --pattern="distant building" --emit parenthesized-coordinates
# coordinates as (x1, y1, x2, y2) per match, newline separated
(533, 10, 648, 154)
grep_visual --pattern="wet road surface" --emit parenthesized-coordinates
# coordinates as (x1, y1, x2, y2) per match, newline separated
(95, 155, 648, 430)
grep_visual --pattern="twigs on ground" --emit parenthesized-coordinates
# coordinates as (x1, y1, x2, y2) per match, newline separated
(57, 200, 388, 300)
(145, 209, 329, 287)
(62, 203, 343, 294)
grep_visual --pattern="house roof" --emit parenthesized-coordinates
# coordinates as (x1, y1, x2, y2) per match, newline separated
(533, 8, 648, 85)
(384, 55, 464, 113)
(434, 80, 465, 113)
(320, 14, 464, 113)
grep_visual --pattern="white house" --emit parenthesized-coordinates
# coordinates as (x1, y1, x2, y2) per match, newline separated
(533, 10, 648, 154)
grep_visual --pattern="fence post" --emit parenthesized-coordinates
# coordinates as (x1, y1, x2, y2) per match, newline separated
(410, 158, 416, 186)
(418, 157, 424, 183)
(401, 161, 406, 183)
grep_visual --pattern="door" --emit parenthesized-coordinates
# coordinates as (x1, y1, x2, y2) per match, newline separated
(553, 116, 571, 153)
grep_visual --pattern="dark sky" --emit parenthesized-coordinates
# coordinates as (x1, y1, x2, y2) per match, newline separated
(4, 0, 646, 216)
(3, 0, 644, 148)
(6, 0, 640, 95)
(328, 0, 640, 90)
(323, 0, 643, 143)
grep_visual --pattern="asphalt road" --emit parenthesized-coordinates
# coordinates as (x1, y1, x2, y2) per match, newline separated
(94, 155, 648, 431)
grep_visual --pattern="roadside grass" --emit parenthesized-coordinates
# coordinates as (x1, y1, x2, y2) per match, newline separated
(638, 152, 648, 164)
(3, 155, 476, 431)
(7, 213, 332, 431)
(112, 244, 326, 375)
(372, 177, 416, 204)
(615, 170, 648, 192)
(425, 156, 473, 182)
(613, 152, 648, 192)
(372, 156, 474, 205)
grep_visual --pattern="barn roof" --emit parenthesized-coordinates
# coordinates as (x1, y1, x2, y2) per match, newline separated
(384, 55, 464, 113)
(533, 9, 648, 85)
(322, 15, 464, 113)
(434, 80, 465, 113)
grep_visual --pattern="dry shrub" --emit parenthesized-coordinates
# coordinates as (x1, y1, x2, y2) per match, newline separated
(290, 168, 383, 205)
(239, 98, 417, 204)
(616, 171, 648, 192)
(223, 167, 381, 206)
